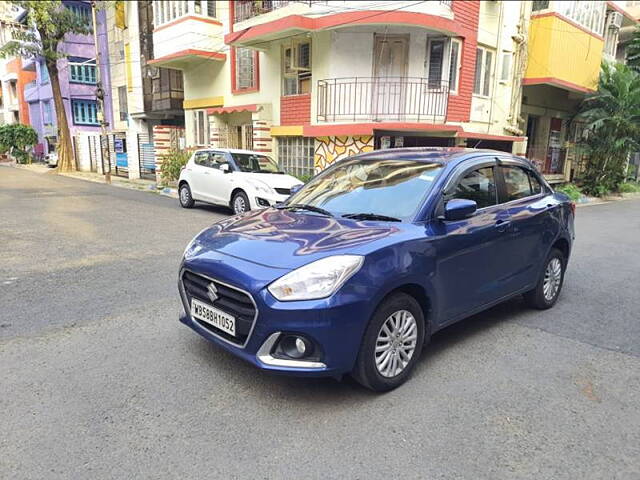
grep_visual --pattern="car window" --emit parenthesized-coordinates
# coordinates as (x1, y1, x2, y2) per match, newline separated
(194, 151, 210, 167)
(528, 170, 543, 195)
(502, 166, 535, 201)
(452, 166, 497, 209)
(209, 153, 227, 169)
(231, 153, 279, 173)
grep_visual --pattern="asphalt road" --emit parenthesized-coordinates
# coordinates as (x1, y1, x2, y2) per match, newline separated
(1, 166, 639, 479)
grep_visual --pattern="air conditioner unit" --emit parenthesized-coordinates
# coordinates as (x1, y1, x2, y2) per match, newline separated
(607, 11, 624, 30)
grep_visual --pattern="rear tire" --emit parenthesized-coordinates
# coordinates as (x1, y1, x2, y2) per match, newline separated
(231, 191, 250, 215)
(352, 293, 425, 392)
(179, 183, 195, 208)
(523, 248, 565, 310)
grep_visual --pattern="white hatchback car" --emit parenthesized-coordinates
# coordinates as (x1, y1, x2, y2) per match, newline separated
(178, 148, 304, 214)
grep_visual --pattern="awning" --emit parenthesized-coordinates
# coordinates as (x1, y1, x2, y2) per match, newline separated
(206, 104, 259, 115)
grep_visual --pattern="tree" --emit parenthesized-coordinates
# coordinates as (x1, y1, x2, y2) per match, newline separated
(0, 1, 91, 172)
(626, 25, 640, 73)
(577, 62, 640, 195)
(0, 124, 38, 164)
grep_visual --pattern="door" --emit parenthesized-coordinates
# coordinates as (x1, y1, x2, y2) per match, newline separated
(430, 164, 514, 323)
(498, 164, 556, 292)
(189, 151, 218, 202)
(201, 152, 234, 205)
(373, 35, 408, 120)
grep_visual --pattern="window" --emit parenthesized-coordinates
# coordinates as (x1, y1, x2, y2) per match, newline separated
(474, 47, 494, 97)
(194, 151, 210, 166)
(277, 136, 314, 178)
(118, 86, 128, 121)
(43, 100, 53, 125)
(427, 39, 445, 89)
(67, 3, 92, 29)
(154, 1, 216, 27)
(231, 152, 279, 173)
(502, 166, 538, 201)
(69, 59, 97, 84)
(532, 0, 549, 12)
(449, 39, 461, 94)
(234, 47, 257, 91)
(40, 62, 49, 84)
(71, 100, 99, 125)
(282, 41, 311, 95)
(192, 110, 209, 146)
(500, 52, 511, 83)
(528, 171, 543, 195)
(453, 167, 497, 209)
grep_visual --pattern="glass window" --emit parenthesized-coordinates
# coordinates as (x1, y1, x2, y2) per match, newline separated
(67, 3, 92, 30)
(474, 47, 494, 96)
(230, 153, 279, 173)
(502, 166, 534, 201)
(40, 62, 49, 84)
(500, 52, 511, 82)
(528, 171, 543, 195)
(427, 39, 445, 88)
(449, 39, 461, 93)
(453, 167, 497, 209)
(277, 136, 314, 178)
(289, 159, 444, 220)
(43, 100, 53, 125)
(282, 41, 311, 96)
(194, 151, 210, 166)
(210, 153, 228, 169)
(118, 85, 128, 121)
(235, 47, 256, 90)
(71, 100, 99, 125)
(69, 60, 97, 84)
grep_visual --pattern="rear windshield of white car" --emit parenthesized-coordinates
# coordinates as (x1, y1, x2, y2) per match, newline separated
(231, 153, 280, 173)
(288, 159, 444, 221)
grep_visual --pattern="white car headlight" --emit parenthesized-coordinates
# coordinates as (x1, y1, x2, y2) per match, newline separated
(268, 255, 364, 301)
(248, 179, 274, 195)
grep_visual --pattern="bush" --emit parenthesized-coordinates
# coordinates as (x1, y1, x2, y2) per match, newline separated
(555, 183, 583, 201)
(619, 182, 640, 193)
(0, 124, 38, 164)
(159, 149, 190, 185)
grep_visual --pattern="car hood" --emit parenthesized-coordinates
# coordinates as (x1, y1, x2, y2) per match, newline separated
(233, 172, 302, 190)
(185, 208, 414, 270)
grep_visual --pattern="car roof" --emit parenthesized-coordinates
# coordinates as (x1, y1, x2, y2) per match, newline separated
(193, 147, 268, 155)
(350, 147, 518, 164)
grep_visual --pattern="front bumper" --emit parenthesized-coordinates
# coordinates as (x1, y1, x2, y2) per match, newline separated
(178, 254, 373, 377)
(251, 193, 289, 209)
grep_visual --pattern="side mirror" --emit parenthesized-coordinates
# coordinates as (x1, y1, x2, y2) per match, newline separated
(443, 198, 477, 221)
(220, 163, 231, 173)
(290, 184, 303, 195)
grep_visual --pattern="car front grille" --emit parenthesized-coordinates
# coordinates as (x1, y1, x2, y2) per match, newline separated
(274, 187, 291, 195)
(181, 270, 257, 347)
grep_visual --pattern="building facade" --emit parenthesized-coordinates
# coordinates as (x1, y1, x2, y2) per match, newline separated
(23, 0, 113, 166)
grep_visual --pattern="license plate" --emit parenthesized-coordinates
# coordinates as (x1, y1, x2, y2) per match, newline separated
(190, 298, 236, 337)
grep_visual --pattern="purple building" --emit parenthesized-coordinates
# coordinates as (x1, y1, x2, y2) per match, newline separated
(24, 0, 112, 165)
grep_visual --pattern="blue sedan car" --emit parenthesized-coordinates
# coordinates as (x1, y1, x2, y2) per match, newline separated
(179, 148, 575, 391)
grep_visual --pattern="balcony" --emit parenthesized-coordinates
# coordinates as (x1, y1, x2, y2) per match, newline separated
(228, 1, 455, 48)
(0, 20, 29, 48)
(150, 2, 225, 70)
(317, 77, 449, 124)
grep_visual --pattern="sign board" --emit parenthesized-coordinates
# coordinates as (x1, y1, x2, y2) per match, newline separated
(394, 136, 404, 148)
(114, 138, 125, 153)
(116, 152, 128, 167)
(380, 136, 391, 149)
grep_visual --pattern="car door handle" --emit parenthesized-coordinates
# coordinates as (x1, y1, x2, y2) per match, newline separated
(495, 220, 511, 232)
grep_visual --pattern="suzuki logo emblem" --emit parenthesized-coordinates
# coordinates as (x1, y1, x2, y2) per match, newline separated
(207, 283, 219, 303)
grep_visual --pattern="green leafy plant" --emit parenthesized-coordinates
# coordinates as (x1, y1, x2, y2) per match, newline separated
(159, 149, 190, 185)
(577, 62, 640, 196)
(294, 173, 314, 184)
(0, 124, 38, 164)
(619, 182, 640, 193)
(555, 183, 582, 202)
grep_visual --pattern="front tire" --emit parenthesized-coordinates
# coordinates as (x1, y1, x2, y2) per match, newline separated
(231, 191, 250, 215)
(523, 248, 565, 310)
(179, 183, 195, 208)
(352, 293, 425, 392)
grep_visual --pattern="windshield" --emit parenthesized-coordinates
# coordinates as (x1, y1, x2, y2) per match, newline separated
(287, 159, 443, 221)
(231, 153, 280, 173)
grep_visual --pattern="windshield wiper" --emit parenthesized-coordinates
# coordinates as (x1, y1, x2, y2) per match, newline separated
(342, 213, 401, 222)
(276, 203, 334, 217)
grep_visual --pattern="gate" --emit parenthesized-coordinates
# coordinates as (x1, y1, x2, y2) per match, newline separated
(102, 132, 128, 177)
(137, 133, 156, 180)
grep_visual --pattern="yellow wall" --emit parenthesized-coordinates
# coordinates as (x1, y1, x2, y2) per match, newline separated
(525, 14, 603, 91)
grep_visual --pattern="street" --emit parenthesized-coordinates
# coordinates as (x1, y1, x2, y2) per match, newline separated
(1, 166, 639, 479)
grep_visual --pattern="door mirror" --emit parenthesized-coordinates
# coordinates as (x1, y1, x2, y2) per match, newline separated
(290, 184, 304, 195)
(444, 198, 477, 221)
(219, 163, 231, 173)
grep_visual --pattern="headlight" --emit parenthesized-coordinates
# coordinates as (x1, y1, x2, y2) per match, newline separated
(268, 255, 364, 301)
(248, 179, 274, 195)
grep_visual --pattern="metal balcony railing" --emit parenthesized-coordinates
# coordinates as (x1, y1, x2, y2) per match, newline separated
(233, 1, 325, 23)
(317, 77, 450, 123)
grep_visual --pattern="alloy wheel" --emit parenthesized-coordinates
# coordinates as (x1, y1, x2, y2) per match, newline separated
(374, 309, 418, 378)
(233, 196, 247, 214)
(543, 257, 562, 302)
(180, 187, 190, 205)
